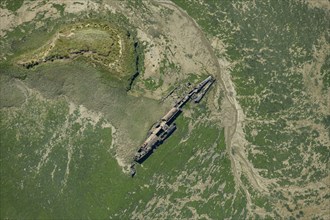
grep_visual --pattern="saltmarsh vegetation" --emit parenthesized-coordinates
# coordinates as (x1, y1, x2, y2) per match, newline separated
(172, 0, 329, 218)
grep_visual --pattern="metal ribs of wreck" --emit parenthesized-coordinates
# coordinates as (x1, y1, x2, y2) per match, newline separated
(133, 75, 215, 164)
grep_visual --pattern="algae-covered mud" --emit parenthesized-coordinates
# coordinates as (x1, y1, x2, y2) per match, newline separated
(1, 0, 329, 219)
(16, 21, 135, 78)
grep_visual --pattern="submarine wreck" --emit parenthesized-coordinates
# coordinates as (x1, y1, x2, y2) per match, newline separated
(131, 75, 215, 176)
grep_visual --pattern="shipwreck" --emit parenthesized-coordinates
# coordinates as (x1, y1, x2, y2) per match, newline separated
(131, 75, 215, 176)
